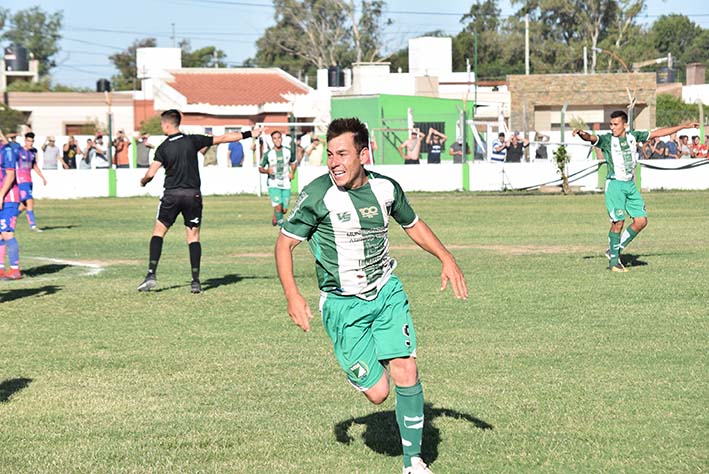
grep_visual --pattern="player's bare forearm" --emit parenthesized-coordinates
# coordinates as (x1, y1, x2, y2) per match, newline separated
(649, 122, 700, 140)
(572, 129, 598, 144)
(33, 164, 48, 185)
(275, 233, 314, 331)
(404, 219, 468, 299)
(140, 162, 161, 187)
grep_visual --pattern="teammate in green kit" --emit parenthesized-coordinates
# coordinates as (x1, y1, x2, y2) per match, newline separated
(573, 111, 697, 272)
(259, 130, 296, 227)
(275, 117, 468, 474)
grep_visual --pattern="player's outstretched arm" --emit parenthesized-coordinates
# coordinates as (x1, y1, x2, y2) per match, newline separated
(212, 125, 265, 145)
(275, 233, 314, 332)
(572, 129, 599, 144)
(649, 122, 699, 140)
(404, 219, 468, 300)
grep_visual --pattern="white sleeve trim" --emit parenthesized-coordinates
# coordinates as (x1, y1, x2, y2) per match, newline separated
(401, 215, 419, 229)
(280, 228, 307, 241)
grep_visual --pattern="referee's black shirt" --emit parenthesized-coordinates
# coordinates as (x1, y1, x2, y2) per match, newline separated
(154, 133, 213, 190)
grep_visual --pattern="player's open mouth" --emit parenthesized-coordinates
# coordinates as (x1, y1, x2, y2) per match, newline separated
(331, 170, 345, 176)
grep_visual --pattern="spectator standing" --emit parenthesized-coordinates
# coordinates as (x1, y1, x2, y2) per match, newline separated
(665, 133, 679, 159)
(17, 132, 47, 232)
(646, 137, 667, 159)
(425, 127, 447, 164)
(449, 140, 470, 164)
(505, 132, 529, 162)
(79, 138, 94, 169)
(398, 128, 424, 164)
(113, 129, 130, 168)
(227, 137, 244, 167)
(41, 136, 60, 169)
(93, 133, 109, 168)
(62, 135, 79, 169)
(679, 135, 691, 158)
(491, 132, 507, 162)
(534, 132, 548, 160)
(696, 138, 709, 158)
(136, 134, 154, 168)
(690, 136, 702, 158)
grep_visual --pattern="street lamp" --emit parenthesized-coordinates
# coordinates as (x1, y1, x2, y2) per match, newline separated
(592, 47, 635, 129)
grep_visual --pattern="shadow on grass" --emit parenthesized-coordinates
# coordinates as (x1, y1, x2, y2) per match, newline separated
(23, 264, 70, 277)
(0, 378, 33, 403)
(619, 254, 648, 267)
(0, 285, 62, 303)
(34, 225, 79, 231)
(334, 403, 493, 464)
(147, 274, 269, 293)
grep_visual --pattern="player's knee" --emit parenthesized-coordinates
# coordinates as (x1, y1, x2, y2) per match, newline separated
(365, 387, 389, 405)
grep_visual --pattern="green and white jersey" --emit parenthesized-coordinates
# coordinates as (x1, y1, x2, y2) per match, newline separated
(282, 170, 418, 300)
(260, 147, 295, 189)
(595, 130, 649, 181)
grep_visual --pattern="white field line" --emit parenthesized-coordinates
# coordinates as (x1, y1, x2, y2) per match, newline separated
(27, 256, 106, 277)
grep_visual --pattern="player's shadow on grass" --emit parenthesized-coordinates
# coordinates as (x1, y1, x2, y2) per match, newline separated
(0, 378, 32, 403)
(151, 274, 268, 293)
(334, 403, 493, 464)
(23, 264, 70, 277)
(582, 253, 648, 267)
(0, 285, 62, 303)
(35, 225, 79, 231)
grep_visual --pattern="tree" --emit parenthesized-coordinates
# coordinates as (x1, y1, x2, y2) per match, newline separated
(179, 40, 227, 68)
(252, 0, 388, 77)
(656, 94, 699, 128)
(109, 38, 157, 91)
(0, 103, 27, 135)
(140, 115, 163, 135)
(0, 6, 63, 77)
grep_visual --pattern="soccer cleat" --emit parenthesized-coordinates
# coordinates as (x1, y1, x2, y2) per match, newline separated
(403, 457, 432, 474)
(137, 273, 157, 291)
(609, 262, 629, 273)
(190, 280, 202, 294)
(3, 268, 22, 280)
(30, 226, 43, 233)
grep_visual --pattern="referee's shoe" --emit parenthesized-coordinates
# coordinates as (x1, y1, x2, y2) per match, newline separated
(137, 272, 157, 291)
(191, 280, 202, 294)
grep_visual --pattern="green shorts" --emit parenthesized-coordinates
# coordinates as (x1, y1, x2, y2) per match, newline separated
(320, 275, 417, 391)
(604, 179, 647, 222)
(268, 187, 292, 208)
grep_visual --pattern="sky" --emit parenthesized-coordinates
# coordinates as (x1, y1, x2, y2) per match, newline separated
(2, 0, 707, 88)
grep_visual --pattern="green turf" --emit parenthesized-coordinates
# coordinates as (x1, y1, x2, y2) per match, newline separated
(1, 190, 707, 473)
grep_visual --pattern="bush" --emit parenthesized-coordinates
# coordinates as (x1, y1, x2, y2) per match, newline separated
(656, 94, 700, 127)
(140, 115, 163, 135)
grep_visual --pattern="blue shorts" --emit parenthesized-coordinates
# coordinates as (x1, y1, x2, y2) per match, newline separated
(0, 202, 20, 232)
(19, 182, 33, 202)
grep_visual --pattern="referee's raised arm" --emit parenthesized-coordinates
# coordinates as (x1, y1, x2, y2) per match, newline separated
(212, 125, 265, 145)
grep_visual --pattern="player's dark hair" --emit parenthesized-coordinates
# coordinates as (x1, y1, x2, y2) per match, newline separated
(161, 109, 182, 127)
(25, 132, 35, 139)
(271, 130, 282, 138)
(610, 110, 628, 123)
(327, 117, 369, 153)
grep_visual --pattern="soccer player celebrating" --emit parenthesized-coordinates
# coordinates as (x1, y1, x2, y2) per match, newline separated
(258, 130, 296, 227)
(0, 131, 23, 280)
(137, 109, 263, 293)
(17, 132, 48, 232)
(275, 117, 468, 474)
(573, 111, 698, 272)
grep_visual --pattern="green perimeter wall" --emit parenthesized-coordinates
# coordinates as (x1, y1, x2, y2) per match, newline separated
(331, 94, 470, 164)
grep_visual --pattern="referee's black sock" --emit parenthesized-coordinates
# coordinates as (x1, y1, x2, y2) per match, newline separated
(148, 236, 163, 274)
(189, 242, 201, 282)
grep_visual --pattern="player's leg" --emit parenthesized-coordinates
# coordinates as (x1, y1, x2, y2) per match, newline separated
(1, 203, 22, 280)
(620, 182, 648, 254)
(605, 180, 628, 271)
(138, 195, 175, 291)
(181, 191, 203, 293)
(268, 188, 282, 226)
(20, 183, 39, 231)
(280, 189, 293, 227)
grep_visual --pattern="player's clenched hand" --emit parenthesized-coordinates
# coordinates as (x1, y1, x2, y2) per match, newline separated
(440, 258, 468, 300)
(286, 292, 314, 332)
(252, 125, 266, 138)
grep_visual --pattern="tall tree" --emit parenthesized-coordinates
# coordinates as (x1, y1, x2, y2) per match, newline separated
(109, 38, 157, 91)
(179, 39, 227, 68)
(0, 6, 63, 77)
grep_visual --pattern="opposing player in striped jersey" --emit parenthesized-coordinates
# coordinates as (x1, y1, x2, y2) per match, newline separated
(275, 118, 468, 474)
(17, 132, 48, 232)
(573, 111, 697, 272)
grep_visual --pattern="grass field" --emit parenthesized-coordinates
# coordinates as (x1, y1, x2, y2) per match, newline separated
(1, 190, 707, 473)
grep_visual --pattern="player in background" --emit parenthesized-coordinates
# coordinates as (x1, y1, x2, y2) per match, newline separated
(275, 117, 468, 474)
(0, 131, 23, 280)
(137, 109, 264, 293)
(258, 131, 296, 227)
(17, 132, 48, 232)
(573, 111, 698, 272)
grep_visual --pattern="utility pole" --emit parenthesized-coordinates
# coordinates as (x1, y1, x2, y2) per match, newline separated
(525, 14, 530, 75)
(171, 23, 176, 48)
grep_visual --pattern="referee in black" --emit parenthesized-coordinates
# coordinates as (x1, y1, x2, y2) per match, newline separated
(137, 109, 264, 293)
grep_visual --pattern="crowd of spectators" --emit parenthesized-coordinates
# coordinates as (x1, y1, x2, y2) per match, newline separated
(641, 133, 708, 159)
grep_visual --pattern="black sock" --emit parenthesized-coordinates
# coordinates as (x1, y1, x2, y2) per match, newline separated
(189, 242, 201, 282)
(148, 236, 163, 274)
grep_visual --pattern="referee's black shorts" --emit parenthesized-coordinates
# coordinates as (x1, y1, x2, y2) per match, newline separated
(157, 189, 203, 228)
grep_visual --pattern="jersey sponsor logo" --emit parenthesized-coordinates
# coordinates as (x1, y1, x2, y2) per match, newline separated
(336, 211, 351, 222)
(349, 361, 369, 380)
(359, 206, 379, 219)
